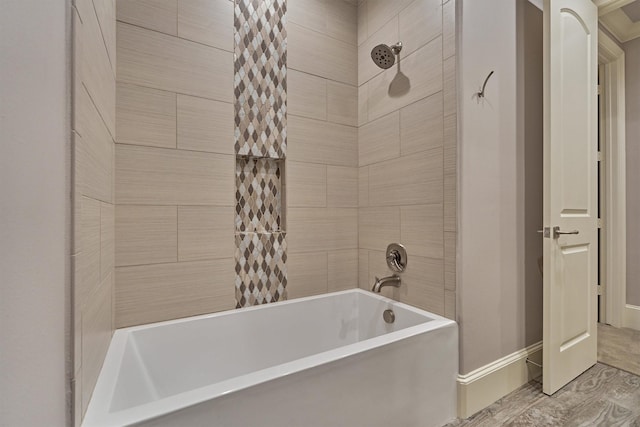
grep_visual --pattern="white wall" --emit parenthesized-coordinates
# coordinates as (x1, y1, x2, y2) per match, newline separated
(624, 37, 640, 307)
(0, 0, 70, 425)
(458, 0, 543, 374)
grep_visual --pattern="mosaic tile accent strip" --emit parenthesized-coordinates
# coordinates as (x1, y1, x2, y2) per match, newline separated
(234, 0, 287, 158)
(235, 157, 282, 233)
(235, 232, 287, 307)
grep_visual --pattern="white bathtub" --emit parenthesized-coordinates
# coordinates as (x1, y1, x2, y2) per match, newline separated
(83, 289, 458, 427)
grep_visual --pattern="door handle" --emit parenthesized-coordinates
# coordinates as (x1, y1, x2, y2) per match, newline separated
(553, 226, 579, 239)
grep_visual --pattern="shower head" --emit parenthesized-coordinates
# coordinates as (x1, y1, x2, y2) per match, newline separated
(370, 42, 402, 69)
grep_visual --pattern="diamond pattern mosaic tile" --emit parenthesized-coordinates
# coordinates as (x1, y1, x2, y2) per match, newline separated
(235, 157, 282, 233)
(235, 232, 287, 307)
(234, 0, 287, 158)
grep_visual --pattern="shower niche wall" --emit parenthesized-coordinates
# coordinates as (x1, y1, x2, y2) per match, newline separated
(233, 0, 288, 307)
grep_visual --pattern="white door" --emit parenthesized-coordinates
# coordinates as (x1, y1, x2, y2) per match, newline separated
(543, 0, 598, 395)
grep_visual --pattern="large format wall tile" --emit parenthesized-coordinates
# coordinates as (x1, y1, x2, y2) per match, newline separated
(287, 208, 358, 253)
(288, 22, 357, 85)
(358, 207, 400, 251)
(115, 144, 234, 206)
(177, 94, 233, 154)
(116, 0, 178, 36)
(287, 161, 327, 208)
(286, 252, 328, 299)
(400, 92, 443, 155)
(115, 259, 236, 327)
(117, 22, 232, 102)
(178, 206, 235, 262)
(327, 81, 358, 126)
(358, 111, 400, 166)
(328, 249, 358, 291)
(116, 83, 176, 149)
(75, 87, 114, 204)
(400, 204, 443, 259)
(288, 116, 357, 167)
(178, 0, 233, 51)
(368, 148, 443, 207)
(115, 205, 177, 267)
(398, 0, 442, 57)
(288, 70, 327, 121)
(327, 166, 358, 208)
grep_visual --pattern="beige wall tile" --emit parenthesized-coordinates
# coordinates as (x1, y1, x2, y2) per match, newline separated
(358, 83, 368, 126)
(115, 205, 177, 266)
(444, 114, 457, 231)
(178, 206, 234, 261)
(116, 83, 176, 149)
(368, 148, 443, 207)
(116, 0, 177, 36)
(327, 166, 358, 208)
(358, 17, 398, 86)
(358, 207, 400, 251)
(93, 0, 116, 73)
(327, 81, 357, 126)
(328, 249, 358, 291)
(77, 0, 116, 137)
(115, 144, 234, 206)
(75, 197, 101, 307)
(443, 0, 456, 59)
(286, 252, 328, 299)
(117, 22, 232, 102)
(401, 204, 443, 259)
(75, 88, 113, 204)
(367, 36, 442, 121)
(288, 0, 327, 34)
(366, 0, 413, 36)
(177, 0, 233, 51)
(115, 258, 235, 327)
(287, 161, 327, 208)
(444, 289, 456, 320)
(288, 22, 357, 85)
(444, 231, 456, 290)
(399, 0, 442, 57)
(81, 274, 113, 414)
(443, 56, 456, 117)
(398, 255, 444, 315)
(326, 0, 358, 45)
(288, 116, 358, 167)
(177, 94, 233, 154)
(357, 0, 367, 45)
(358, 111, 400, 166)
(400, 92, 443, 155)
(288, 208, 358, 253)
(288, 70, 327, 121)
(100, 202, 114, 281)
(358, 249, 369, 289)
(358, 166, 369, 207)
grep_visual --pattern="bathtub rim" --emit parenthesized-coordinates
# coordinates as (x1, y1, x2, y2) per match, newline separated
(82, 288, 457, 427)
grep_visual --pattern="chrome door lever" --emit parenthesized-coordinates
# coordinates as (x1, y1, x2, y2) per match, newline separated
(553, 226, 579, 239)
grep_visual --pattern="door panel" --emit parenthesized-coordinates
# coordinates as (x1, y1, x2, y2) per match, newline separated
(543, 0, 598, 395)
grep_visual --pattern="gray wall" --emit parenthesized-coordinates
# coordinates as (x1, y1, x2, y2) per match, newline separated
(458, 0, 543, 374)
(625, 37, 640, 307)
(0, 0, 71, 424)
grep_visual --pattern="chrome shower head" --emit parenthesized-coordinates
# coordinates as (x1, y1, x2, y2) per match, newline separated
(370, 42, 402, 69)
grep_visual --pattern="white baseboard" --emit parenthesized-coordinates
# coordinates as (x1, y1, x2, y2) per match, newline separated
(623, 304, 640, 331)
(457, 342, 542, 419)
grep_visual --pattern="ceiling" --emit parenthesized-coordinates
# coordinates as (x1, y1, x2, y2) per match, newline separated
(599, 0, 640, 43)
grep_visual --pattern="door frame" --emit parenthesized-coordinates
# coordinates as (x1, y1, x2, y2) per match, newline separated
(598, 29, 627, 328)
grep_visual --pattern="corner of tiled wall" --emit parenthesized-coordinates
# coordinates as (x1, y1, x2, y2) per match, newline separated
(71, 0, 116, 424)
(356, 0, 457, 320)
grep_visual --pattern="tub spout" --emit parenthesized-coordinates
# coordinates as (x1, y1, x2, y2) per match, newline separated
(372, 274, 401, 293)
